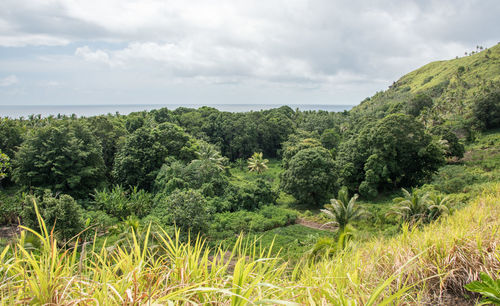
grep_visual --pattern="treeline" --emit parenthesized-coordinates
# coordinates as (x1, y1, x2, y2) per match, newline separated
(2, 85, 498, 240)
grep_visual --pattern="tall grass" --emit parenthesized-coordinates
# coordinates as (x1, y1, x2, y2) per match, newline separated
(0, 183, 498, 304)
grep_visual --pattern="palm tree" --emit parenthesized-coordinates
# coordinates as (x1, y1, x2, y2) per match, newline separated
(194, 142, 226, 172)
(388, 188, 430, 226)
(427, 193, 451, 221)
(321, 187, 365, 232)
(247, 152, 269, 174)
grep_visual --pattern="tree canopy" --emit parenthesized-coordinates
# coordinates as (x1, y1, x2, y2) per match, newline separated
(12, 120, 106, 198)
(281, 146, 337, 207)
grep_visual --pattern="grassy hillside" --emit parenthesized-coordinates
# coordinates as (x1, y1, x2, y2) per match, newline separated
(353, 43, 500, 122)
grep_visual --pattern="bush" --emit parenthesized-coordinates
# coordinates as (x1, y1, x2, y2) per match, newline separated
(82, 210, 117, 234)
(0, 190, 23, 225)
(431, 165, 485, 194)
(150, 189, 209, 235)
(208, 206, 298, 240)
(92, 185, 154, 219)
(223, 179, 278, 211)
(21, 190, 84, 240)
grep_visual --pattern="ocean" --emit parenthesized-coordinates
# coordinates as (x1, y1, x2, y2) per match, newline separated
(0, 104, 355, 118)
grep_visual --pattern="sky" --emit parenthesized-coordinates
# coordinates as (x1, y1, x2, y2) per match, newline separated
(0, 0, 499, 106)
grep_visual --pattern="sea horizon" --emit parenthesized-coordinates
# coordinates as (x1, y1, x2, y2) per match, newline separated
(0, 104, 355, 118)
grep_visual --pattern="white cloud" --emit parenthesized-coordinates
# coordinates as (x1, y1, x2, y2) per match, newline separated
(0, 34, 69, 47)
(75, 46, 111, 64)
(1, 0, 499, 105)
(0, 75, 19, 87)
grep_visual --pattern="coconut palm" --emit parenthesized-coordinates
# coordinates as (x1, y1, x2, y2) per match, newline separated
(194, 142, 226, 172)
(427, 193, 451, 221)
(321, 187, 366, 231)
(247, 152, 269, 174)
(389, 188, 430, 226)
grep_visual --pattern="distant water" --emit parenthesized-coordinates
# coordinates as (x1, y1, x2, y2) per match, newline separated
(0, 104, 354, 118)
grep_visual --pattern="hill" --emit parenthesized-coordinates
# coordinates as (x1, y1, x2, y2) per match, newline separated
(352, 43, 500, 132)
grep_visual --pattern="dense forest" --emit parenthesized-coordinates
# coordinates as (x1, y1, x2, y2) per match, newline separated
(0, 43, 499, 304)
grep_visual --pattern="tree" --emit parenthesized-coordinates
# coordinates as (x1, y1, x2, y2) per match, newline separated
(338, 114, 445, 198)
(281, 130, 322, 168)
(427, 193, 451, 221)
(473, 89, 500, 130)
(12, 120, 106, 198)
(320, 128, 341, 152)
(87, 115, 127, 179)
(0, 150, 10, 188)
(387, 188, 447, 226)
(406, 94, 433, 117)
(113, 122, 197, 190)
(247, 152, 269, 174)
(0, 118, 24, 158)
(321, 187, 365, 231)
(281, 146, 337, 207)
(22, 190, 84, 240)
(150, 189, 209, 235)
(430, 126, 465, 159)
(194, 142, 226, 172)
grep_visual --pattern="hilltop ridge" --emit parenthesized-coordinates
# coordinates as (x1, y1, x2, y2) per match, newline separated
(353, 43, 500, 126)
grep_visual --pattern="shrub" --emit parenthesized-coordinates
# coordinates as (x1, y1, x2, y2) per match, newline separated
(21, 190, 84, 240)
(223, 179, 278, 212)
(92, 185, 154, 219)
(150, 189, 209, 235)
(82, 210, 117, 234)
(0, 190, 23, 225)
(431, 165, 485, 194)
(208, 206, 298, 240)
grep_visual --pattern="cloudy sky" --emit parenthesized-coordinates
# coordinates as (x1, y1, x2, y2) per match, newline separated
(0, 0, 499, 106)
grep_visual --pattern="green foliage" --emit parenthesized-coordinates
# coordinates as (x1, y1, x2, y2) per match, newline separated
(12, 120, 106, 198)
(222, 179, 277, 211)
(431, 165, 486, 194)
(247, 152, 269, 174)
(352, 44, 500, 134)
(430, 126, 465, 158)
(473, 88, 500, 130)
(321, 187, 366, 231)
(92, 185, 154, 219)
(308, 225, 356, 260)
(150, 189, 209, 235)
(337, 114, 445, 198)
(154, 152, 229, 198)
(82, 210, 117, 233)
(389, 188, 450, 226)
(465, 272, 500, 305)
(406, 93, 433, 117)
(209, 206, 298, 240)
(0, 151, 10, 187)
(21, 190, 84, 240)
(320, 128, 340, 152)
(281, 130, 321, 168)
(87, 115, 127, 179)
(113, 122, 197, 190)
(0, 118, 24, 158)
(0, 189, 23, 225)
(281, 146, 337, 207)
